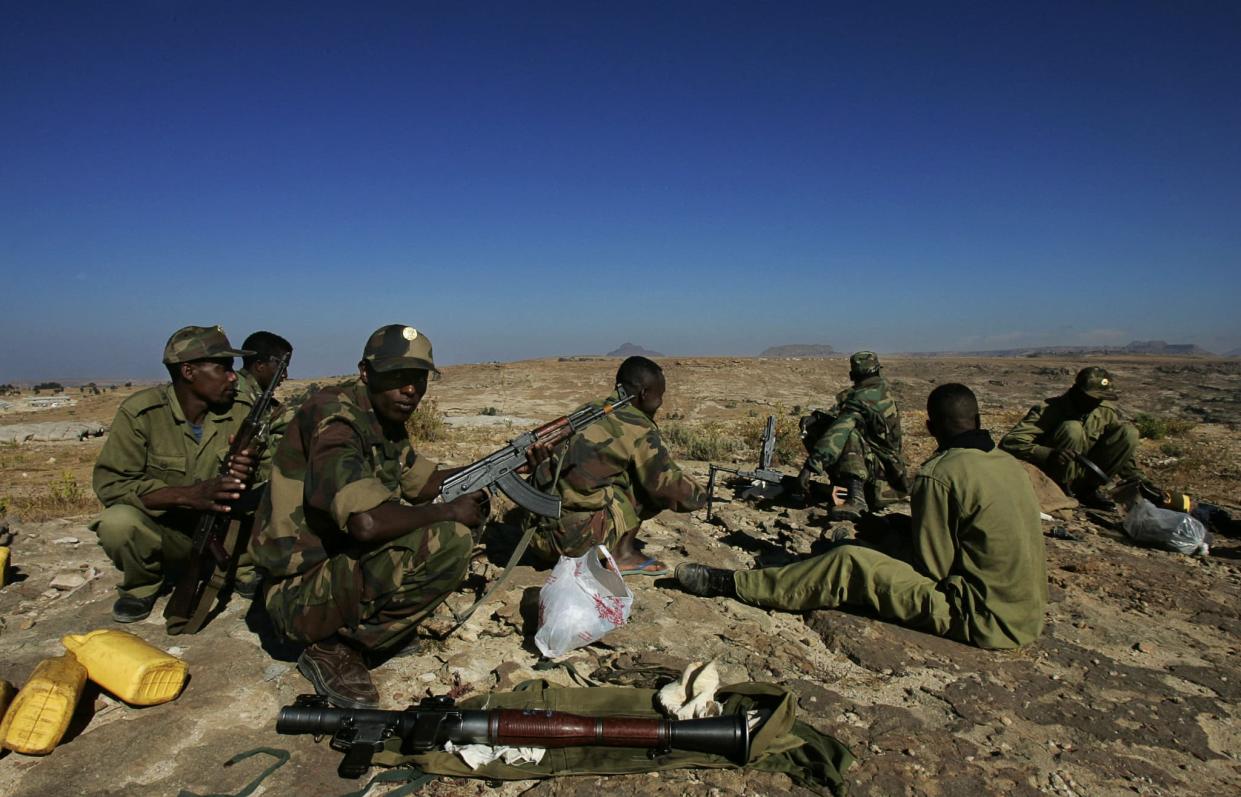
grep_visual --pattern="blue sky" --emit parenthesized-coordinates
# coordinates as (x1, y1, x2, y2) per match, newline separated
(2, 2, 1239, 381)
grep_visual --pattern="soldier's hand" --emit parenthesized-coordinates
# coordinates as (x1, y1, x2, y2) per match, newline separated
(184, 476, 246, 513)
(448, 490, 489, 527)
(517, 441, 555, 475)
(796, 465, 814, 495)
(224, 448, 257, 483)
(1048, 448, 1074, 471)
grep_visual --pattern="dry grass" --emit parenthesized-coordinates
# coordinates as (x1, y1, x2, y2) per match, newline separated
(0, 469, 101, 521)
(405, 398, 447, 443)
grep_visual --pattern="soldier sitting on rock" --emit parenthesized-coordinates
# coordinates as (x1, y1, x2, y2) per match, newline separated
(92, 326, 260, 622)
(796, 351, 909, 521)
(999, 367, 1146, 510)
(676, 383, 1048, 650)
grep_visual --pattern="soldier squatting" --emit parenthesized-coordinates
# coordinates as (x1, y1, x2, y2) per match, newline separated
(91, 325, 1159, 708)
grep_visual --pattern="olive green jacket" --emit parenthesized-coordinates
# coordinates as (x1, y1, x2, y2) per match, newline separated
(912, 441, 1048, 649)
(92, 384, 252, 520)
(999, 394, 1128, 467)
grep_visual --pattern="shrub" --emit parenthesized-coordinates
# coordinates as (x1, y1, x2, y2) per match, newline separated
(480, 406, 500, 416)
(406, 398, 446, 442)
(736, 408, 804, 467)
(662, 421, 743, 461)
(1134, 413, 1197, 440)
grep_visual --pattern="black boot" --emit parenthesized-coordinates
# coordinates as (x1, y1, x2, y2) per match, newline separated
(675, 563, 737, 598)
(829, 478, 869, 522)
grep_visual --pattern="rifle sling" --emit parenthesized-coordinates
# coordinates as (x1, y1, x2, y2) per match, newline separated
(166, 516, 244, 635)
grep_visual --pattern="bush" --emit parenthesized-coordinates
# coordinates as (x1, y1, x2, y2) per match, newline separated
(406, 398, 446, 442)
(1134, 413, 1197, 440)
(0, 471, 100, 521)
(662, 421, 743, 461)
(736, 408, 804, 467)
(480, 406, 500, 416)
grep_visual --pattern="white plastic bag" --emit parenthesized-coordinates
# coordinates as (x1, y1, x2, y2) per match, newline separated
(534, 545, 634, 658)
(1122, 497, 1210, 556)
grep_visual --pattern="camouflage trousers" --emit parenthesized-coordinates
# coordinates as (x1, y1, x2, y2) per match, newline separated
(1045, 420, 1141, 492)
(733, 544, 968, 643)
(91, 504, 255, 599)
(263, 520, 472, 654)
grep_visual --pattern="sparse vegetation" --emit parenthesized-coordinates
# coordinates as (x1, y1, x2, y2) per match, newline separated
(736, 406, 804, 466)
(480, 406, 500, 416)
(1134, 413, 1197, 440)
(0, 470, 100, 520)
(406, 398, 446, 442)
(662, 421, 743, 461)
(1159, 441, 1185, 457)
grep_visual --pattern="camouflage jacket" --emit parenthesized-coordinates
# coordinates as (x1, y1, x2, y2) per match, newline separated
(806, 375, 906, 481)
(92, 384, 253, 522)
(535, 391, 705, 538)
(249, 379, 439, 580)
(999, 393, 1129, 468)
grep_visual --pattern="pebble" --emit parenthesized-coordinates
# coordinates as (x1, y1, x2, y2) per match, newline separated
(51, 537, 80, 545)
(1134, 641, 1157, 654)
(1000, 716, 1013, 726)
(49, 573, 87, 590)
(262, 662, 291, 681)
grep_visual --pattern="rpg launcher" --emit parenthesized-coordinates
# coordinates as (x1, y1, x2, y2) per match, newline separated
(706, 415, 788, 521)
(277, 693, 764, 779)
(439, 387, 632, 518)
(164, 350, 290, 635)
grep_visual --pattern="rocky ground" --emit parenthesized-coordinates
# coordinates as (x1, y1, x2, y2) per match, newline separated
(2, 356, 1240, 796)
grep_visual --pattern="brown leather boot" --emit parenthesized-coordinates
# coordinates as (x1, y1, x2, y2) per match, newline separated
(297, 637, 379, 709)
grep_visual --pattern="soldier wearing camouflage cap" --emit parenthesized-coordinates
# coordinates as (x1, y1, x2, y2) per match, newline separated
(92, 325, 260, 623)
(796, 351, 909, 521)
(1000, 366, 1143, 508)
(250, 324, 528, 709)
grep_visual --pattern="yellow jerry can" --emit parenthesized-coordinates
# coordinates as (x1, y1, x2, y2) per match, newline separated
(0, 653, 88, 755)
(62, 629, 188, 706)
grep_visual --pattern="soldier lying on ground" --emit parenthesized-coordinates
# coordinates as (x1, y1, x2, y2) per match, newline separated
(92, 325, 260, 622)
(796, 351, 909, 521)
(1000, 366, 1147, 510)
(249, 324, 548, 708)
(526, 356, 705, 577)
(677, 383, 1048, 650)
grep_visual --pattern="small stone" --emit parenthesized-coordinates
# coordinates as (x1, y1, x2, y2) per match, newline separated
(1134, 641, 1157, 654)
(868, 743, 881, 754)
(51, 536, 80, 545)
(19, 617, 36, 630)
(166, 646, 185, 656)
(50, 573, 87, 590)
(1000, 716, 1013, 726)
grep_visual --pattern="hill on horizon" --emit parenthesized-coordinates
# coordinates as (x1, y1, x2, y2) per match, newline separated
(606, 342, 665, 358)
(759, 344, 838, 358)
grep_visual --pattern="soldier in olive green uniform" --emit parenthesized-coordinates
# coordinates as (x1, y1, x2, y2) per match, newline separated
(797, 352, 909, 521)
(234, 331, 294, 407)
(1000, 367, 1143, 509)
(529, 356, 705, 576)
(678, 384, 1047, 650)
(250, 325, 492, 709)
(92, 326, 259, 623)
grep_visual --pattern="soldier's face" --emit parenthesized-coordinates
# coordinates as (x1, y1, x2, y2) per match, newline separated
(636, 374, 666, 420)
(252, 353, 290, 390)
(185, 359, 239, 406)
(361, 365, 428, 426)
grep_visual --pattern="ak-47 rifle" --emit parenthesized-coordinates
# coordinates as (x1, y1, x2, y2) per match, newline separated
(277, 693, 764, 779)
(164, 351, 290, 635)
(706, 415, 787, 521)
(439, 387, 632, 518)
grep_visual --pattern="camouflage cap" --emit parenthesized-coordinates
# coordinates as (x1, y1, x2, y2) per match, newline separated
(1074, 366, 1119, 400)
(362, 324, 440, 376)
(849, 351, 882, 379)
(162, 325, 253, 365)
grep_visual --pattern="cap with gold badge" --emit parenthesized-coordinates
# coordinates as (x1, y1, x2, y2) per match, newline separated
(362, 324, 440, 376)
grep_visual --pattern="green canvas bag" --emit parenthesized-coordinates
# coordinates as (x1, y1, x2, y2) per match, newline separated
(371, 679, 853, 795)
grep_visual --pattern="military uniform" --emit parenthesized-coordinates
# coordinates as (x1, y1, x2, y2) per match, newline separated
(234, 366, 294, 480)
(1000, 367, 1141, 493)
(531, 390, 705, 558)
(91, 326, 254, 603)
(251, 341, 470, 656)
(734, 431, 1047, 649)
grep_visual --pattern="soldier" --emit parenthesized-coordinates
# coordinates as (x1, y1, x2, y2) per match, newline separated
(92, 326, 259, 623)
(1000, 367, 1143, 509)
(235, 331, 294, 406)
(529, 356, 705, 576)
(797, 351, 908, 521)
(250, 325, 537, 709)
(677, 383, 1047, 650)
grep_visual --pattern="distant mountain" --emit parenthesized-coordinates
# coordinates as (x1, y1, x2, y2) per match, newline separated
(759, 344, 837, 358)
(1226, 347, 1241, 357)
(1121, 340, 1213, 356)
(906, 340, 1215, 358)
(606, 342, 665, 358)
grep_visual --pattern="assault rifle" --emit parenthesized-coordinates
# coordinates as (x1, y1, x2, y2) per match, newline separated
(164, 351, 290, 635)
(706, 415, 788, 520)
(277, 693, 763, 779)
(439, 387, 631, 518)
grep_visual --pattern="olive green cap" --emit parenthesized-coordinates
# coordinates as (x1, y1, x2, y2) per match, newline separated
(162, 325, 253, 365)
(362, 324, 440, 375)
(849, 351, 881, 379)
(1074, 366, 1119, 400)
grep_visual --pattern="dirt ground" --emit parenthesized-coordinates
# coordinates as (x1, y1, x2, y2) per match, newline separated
(2, 356, 1240, 796)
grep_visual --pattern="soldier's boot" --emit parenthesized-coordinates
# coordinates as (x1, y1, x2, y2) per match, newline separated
(111, 593, 158, 623)
(1079, 485, 1117, 512)
(829, 478, 869, 522)
(297, 636, 379, 709)
(675, 563, 737, 598)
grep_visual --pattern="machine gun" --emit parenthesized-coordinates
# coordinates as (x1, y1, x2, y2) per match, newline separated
(706, 415, 788, 521)
(164, 351, 290, 635)
(277, 693, 764, 779)
(439, 387, 631, 517)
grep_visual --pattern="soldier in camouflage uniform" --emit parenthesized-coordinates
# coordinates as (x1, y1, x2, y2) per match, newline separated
(92, 326, 259, 623)
(529, 356, 705, 576)
(797, 352, 908, 521)
(250, 325, 492, 709)
(678, 384, 1048, 650)
(1000, 367, 1144, 510)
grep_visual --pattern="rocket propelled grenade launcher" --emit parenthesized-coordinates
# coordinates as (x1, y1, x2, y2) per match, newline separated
(439, 387, 632, 518)
(277, 693, 763, 779)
